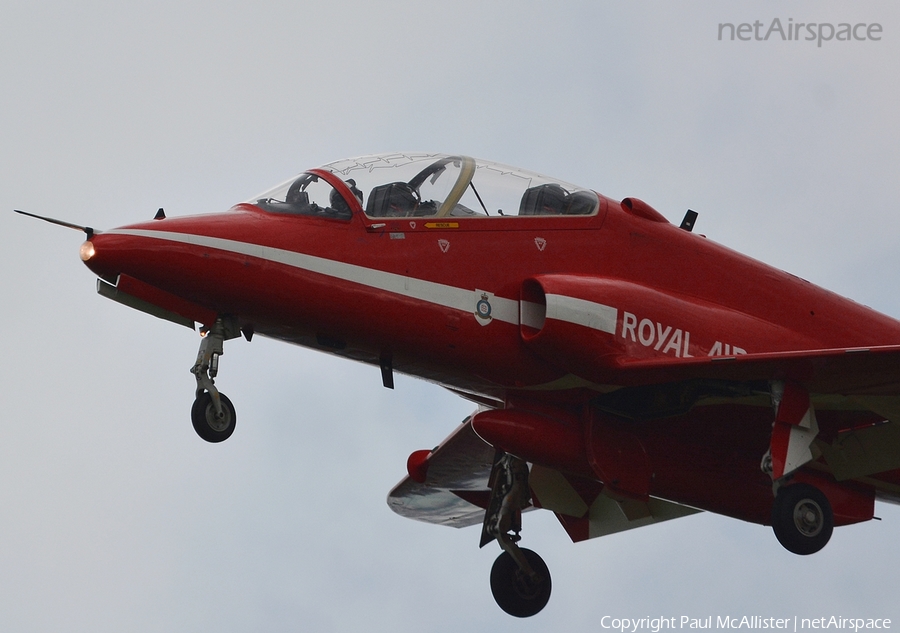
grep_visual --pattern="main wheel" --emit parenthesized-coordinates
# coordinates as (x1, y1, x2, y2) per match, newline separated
(191, 391, 236, 443)
(490, 548, 551, 618)
(771, 483, 833, 555)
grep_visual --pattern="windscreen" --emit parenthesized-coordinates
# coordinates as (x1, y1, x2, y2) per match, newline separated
(324, 153, 598, 218)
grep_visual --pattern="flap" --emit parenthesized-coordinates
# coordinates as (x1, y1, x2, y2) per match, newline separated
(529, 464, 701, 542)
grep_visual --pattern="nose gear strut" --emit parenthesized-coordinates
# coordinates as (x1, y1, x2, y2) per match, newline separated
(190, 316, 241, 443)
(480, 452, 551, 618)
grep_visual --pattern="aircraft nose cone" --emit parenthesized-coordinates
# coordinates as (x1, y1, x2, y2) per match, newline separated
(79, 232, 121, 279)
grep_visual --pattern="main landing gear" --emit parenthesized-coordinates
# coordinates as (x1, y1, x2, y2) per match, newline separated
(763, 381, 834, 555)
(481, 453, 551, 618)
(190, 317, 239, 443)
(771, 482, 833, 555)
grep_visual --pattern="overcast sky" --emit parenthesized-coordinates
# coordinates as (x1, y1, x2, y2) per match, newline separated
(3, 1, 900, 631)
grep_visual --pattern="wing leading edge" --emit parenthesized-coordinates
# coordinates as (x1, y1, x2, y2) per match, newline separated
(387, 415, 495, 529)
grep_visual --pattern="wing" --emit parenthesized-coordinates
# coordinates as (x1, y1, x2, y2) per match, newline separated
(387, 413, 701, 541)
(594, 346, 900, 491)
(584, 345, 900, 424)
(609, 344, 900, 395)
(389, 345, 900, 541)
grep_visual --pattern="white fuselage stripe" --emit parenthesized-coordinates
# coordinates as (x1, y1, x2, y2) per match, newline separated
(545, 294, 618, 334)
(106, 229, 523, 324)
(107, 229, 620, 335)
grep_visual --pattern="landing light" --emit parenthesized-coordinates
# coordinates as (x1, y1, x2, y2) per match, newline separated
(79, 240, 95, 262)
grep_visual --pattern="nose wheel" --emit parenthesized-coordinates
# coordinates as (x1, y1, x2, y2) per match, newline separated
(191, 391, 236, 443)
(190, 317, 241, 443)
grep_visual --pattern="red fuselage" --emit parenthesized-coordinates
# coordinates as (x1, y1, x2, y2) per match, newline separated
(83, 200, 900, 393)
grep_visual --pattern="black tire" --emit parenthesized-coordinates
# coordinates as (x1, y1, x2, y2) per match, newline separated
(191, 391, 236, 443)
(771, 483, 833, 555)
(490, 548, 551, 618)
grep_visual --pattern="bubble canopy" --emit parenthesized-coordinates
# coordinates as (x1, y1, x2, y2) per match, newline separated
(250, 153, 599, 220)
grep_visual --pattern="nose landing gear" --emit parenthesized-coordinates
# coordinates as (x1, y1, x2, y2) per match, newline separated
(190, 317, 240, 442)
(481, 453, 551, 617)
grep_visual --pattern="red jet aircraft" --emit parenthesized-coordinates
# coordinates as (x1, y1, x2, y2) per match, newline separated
(16, 153, 900, 617)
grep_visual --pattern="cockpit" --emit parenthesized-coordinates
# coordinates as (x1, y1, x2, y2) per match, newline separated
(250, 153, 599, 220)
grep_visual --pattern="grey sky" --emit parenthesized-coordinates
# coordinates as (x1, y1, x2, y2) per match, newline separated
(3, 1, 900, 630)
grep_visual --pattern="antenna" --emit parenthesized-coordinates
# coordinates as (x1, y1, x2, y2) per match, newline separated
(679, 209, 698, 232)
